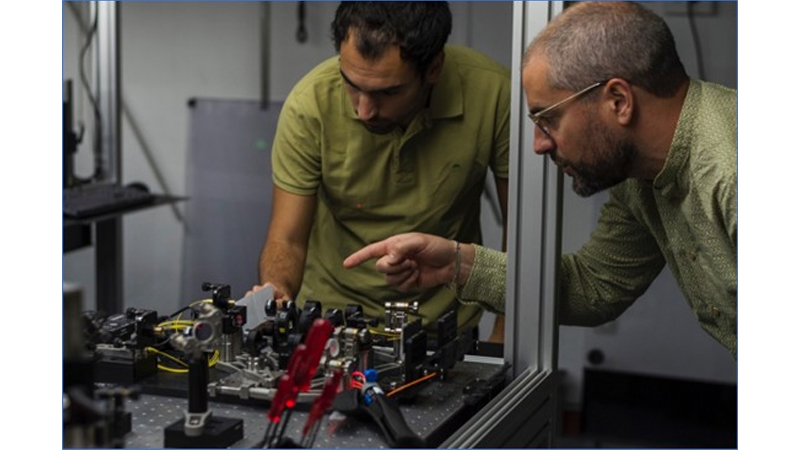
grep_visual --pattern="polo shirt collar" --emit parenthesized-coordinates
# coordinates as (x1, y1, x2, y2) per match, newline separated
(428, 48, 464, 119)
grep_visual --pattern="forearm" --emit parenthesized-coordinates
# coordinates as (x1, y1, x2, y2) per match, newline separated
(258, 239, 307, 299)
(454, 244, 506, 315)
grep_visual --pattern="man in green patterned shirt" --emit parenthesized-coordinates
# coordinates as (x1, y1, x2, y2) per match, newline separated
(343, 2, 737, 358)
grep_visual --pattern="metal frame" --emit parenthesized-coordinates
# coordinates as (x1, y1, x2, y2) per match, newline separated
(94, 1, 124, 314)
(95, 1, 121, 183)
(444, 2, 565, 447)
(504, 1, 563, 376)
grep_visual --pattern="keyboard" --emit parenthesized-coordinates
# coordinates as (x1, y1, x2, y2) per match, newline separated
(63, 183, 155, 218)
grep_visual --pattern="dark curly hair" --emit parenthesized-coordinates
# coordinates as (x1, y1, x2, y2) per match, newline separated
(331, 2, 452, 76)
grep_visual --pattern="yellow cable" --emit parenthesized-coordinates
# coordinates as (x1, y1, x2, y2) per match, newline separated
(368, 328, 402, 342)
(158, 365, 189, 374)
(176, 299, 212, 320)
(208, 350, 220, 367)
(147, 347, 221, 373)
(158, 320, 194, 331)
(147, 347, 189, 367)
(159, 319, 194, 326)
(369, 328, 396, 337)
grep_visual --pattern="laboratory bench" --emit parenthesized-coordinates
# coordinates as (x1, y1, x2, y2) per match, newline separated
(122, 357, 507, 449)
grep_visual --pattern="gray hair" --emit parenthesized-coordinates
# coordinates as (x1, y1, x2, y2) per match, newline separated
(524, 2, 688, 97)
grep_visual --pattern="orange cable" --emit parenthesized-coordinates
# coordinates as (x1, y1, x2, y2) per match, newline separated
(386, 371, 438, 397)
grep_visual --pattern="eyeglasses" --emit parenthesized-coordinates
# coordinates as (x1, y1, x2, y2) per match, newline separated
(528, 81, 606, 140)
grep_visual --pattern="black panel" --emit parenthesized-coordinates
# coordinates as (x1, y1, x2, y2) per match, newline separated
(582, 368, 737, 448)
(182, 99, 282, 301)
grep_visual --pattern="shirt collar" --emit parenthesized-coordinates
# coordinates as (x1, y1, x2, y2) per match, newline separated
(428, 48, 464, 120)
(652, 79, 699, 197)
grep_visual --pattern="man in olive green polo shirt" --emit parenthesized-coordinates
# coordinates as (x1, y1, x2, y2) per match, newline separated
(253, 2, 509, 337)
(343, 2, 737, 358)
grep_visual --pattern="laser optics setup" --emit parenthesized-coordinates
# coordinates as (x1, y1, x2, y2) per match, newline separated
(64, 281, 506, 449)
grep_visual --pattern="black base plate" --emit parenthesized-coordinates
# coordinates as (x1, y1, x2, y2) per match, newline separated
(163, 415, 244, 448)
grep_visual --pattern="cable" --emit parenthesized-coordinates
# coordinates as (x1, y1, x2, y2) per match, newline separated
(375, 362, 402, 375)
(386, 371, 438, 398)
(168, 299, 212, 321)
(310, 377, 327, 389)
(368, 329, 394, 337)
(296, 1, 308, 43)
(373, 348, 396, 358)
(369, 328, 401, 341)
(147, 346, 190, 372)
(157, 320, 195, 334)
(146, 347, 220, 374)
(149, 301, 226, 373)
(77, 4, 103, 181)
(167, 306, 194, 320)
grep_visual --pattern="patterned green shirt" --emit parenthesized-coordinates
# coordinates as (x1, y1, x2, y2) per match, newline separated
(462, 79, 737, 357)
(272, 45, 510, 334)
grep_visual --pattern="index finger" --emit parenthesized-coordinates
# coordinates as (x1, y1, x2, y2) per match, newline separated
(343, 241, 390, 268)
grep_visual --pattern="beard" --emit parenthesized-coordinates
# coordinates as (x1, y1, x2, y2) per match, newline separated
(557, 116, 636, 197)
(359, 83, 431, 135)
(361, 120, 396, 135)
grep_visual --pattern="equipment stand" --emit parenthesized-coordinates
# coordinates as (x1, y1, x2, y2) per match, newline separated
(163, 353, 243, 448)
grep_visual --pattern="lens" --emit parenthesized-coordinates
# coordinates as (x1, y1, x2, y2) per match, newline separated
(193, 321, 214, 342)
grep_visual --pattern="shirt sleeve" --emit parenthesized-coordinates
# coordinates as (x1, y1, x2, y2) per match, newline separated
(722, 167, 737, 253)
(458, 245, 507, 315)
(457, 186, 668, 323)
(271, 87, 322, 196)
(560, 188, 666, 326)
